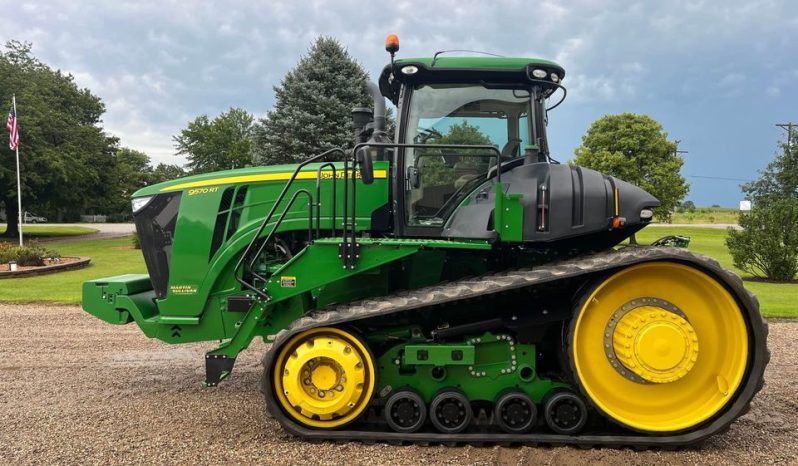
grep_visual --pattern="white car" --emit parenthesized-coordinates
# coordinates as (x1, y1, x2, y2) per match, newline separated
(23, 212, 47, 224)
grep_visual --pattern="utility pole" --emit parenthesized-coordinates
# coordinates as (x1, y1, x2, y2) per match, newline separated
(673, 139, 688, 157)
(776, 122, 795, 149)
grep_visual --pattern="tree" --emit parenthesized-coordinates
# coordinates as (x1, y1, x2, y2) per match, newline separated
(251, 37, 372, 165)
(174, 107, 254, 174)
(422, 121, 492, 186)
(741, 132, 798, 202)
(727, 132, 798, 281)
(100, 148, 154, 220)
(573, 113, 689, 220)
(435, 121, 492, 146)
(679, 200, 696, 212)
(726, 198, 798, 281)
(94, 148, 185, 221)
(0, 41, 118, 235)
(150, 163, 185, 184)
(112, 147, 151, 204)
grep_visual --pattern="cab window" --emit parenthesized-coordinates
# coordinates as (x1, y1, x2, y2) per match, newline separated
(403, 84, 532, 226)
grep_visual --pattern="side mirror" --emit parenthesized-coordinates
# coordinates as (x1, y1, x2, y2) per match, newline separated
(356, 147, 374, 185)
(407, 166, 420, 189)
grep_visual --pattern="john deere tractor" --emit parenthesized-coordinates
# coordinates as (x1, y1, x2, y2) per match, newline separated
(83, 36, 768, 447)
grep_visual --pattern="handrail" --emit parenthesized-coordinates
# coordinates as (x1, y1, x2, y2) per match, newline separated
(234, 148, 344, 299)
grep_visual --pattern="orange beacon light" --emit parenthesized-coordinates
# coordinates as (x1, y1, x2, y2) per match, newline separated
(385, 33, 400, 54)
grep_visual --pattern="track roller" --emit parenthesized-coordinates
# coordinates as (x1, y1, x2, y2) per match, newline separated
(384, 390, 427, 433)
(543, 390, 587, 435)
(430, 391, 473, 434)
(494, 391, 537, 433)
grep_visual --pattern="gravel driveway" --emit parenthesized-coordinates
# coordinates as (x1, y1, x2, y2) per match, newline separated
(0, 304, 795, 465)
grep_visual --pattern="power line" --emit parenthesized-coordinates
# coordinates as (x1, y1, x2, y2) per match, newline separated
(687, 175, 753, 182)
(684, 124, 794, 184)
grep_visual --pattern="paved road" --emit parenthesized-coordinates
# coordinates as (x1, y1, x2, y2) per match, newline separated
(40, 223, 135, 241)
(0, 303, 794, 465)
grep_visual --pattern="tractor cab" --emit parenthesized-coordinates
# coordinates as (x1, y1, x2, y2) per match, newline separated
(376, 55, 565, 236)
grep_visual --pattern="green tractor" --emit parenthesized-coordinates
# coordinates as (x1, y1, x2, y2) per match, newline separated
(83, 36, 767, 447)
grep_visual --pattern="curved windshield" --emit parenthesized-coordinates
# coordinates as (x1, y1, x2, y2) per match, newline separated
(404, 84, 532, 226)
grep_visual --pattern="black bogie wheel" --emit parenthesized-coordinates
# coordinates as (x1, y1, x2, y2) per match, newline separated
(384, 390, 427, 433)
(543, 390, 588, 435)
(430, 391, 473, 434)
(494, 391, 537, 433)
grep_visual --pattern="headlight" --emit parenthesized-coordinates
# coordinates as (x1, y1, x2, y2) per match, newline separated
(401, 65, 419, 75)
(550, 73, 560, 83)
(131, 196, 154, 214)
(531, 69, 548, 79)
(640, 209, 654, 220)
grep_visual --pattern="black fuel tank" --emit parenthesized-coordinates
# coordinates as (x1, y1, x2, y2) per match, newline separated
(442, 162, 660, 244)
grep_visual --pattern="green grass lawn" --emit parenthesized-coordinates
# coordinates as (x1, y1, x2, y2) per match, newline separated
(0, 224, 97, 238)
(669, 207, 739, 224)
(0, 236, 144, 304)
(635, 227, 797, 318)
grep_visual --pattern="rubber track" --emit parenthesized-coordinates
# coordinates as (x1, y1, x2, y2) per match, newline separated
(260, 246, 770, 448)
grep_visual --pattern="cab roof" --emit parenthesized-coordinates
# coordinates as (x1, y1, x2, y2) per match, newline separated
(378, 56, 565, 104)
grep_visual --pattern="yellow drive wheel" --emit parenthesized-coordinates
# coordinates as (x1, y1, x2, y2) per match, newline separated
(570, 262, 750, 433)
(272, 327, 376, 429)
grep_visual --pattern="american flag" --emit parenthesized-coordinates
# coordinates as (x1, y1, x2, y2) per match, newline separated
(7, 105, 19, 150)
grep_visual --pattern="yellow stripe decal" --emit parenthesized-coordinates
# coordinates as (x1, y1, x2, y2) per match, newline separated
(161, 169, 388, 192)
(614, 187, 620, 216)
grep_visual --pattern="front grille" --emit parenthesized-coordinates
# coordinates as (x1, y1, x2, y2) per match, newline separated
(134, 192, 181, 299)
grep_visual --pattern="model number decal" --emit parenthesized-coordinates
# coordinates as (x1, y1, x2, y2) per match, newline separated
(280, 276, 297, 288)
(187, 186, 219, 196)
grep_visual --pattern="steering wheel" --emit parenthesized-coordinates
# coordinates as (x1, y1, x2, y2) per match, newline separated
(415, 127, 443, 144)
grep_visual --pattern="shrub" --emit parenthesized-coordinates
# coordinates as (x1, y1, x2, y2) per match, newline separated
(0, 243, 15, 263)
(726, 199, 798, 281)
(0, 242, 55, 267)
(132, 231, 141, 249)
(16, 245, 45, 266)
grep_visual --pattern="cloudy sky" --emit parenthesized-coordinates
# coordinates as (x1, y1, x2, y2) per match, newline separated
(2, 0, 797, 205)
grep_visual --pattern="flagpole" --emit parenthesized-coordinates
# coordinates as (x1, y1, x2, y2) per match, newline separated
(12, 94, 22, 246)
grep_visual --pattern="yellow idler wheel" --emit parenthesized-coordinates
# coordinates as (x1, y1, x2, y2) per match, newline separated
(571, 262, 749, 433)
(273, 327, 376, 429)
